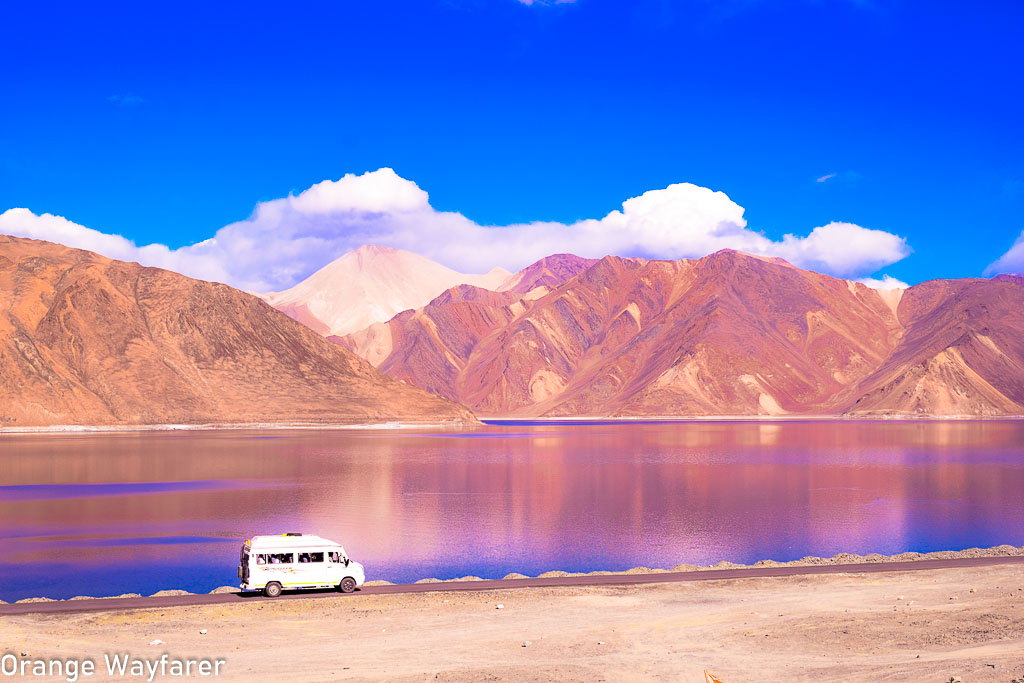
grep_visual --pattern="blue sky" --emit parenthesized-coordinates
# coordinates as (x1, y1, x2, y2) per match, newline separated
(2, 0, 1022, 287)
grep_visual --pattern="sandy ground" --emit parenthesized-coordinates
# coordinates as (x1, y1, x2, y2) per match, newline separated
(3, 564, 1024, 682)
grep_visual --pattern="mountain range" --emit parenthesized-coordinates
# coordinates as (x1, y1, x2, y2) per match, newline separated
(325, 249, 1024, 418)
(2, 233, 1022, 426)
(0, 235, 474, 427)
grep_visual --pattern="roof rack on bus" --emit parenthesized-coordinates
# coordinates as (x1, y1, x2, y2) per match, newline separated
(283, 532, 303, 536)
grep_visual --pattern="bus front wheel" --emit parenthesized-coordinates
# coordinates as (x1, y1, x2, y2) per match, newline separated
(264, 582, 283, 598)
(339, 577, 357, 593)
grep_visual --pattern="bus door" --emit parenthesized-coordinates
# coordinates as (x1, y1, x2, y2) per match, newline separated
(239, 547, 249, 583)
(326, 550, 345, 583)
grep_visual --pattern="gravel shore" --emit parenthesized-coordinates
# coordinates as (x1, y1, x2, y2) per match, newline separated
(7, 544, 1023, 604)
(3, 559, 1023, 681)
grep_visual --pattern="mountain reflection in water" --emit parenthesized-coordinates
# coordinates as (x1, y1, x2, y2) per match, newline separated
(1, 420, 1022, 601)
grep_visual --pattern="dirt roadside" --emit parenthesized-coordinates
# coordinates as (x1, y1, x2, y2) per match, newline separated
(3, 563, 1024, 682)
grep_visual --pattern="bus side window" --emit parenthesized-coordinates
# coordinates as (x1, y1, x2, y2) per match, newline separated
(329, 552, 340, 563)
(269, 553, 292, 564)
(256, 554, 267, 565)
(308, 552, 324, 563)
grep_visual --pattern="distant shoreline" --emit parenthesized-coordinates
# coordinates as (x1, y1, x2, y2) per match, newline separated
(481, 414, 1024, 422)
(3, 414, 1023, 434)
(0, 420, 478, 435)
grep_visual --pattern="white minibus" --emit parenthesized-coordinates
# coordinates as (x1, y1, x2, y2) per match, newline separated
(238, 533, 365, 597)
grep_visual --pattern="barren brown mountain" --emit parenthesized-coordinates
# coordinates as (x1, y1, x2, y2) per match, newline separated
(843, 277, 1024, 415)
(339, 249, 1024, 417)
(0, 235, 475, 427)
(496, 253, 599, 294)
(331, 254, 600, 390)
(261, 244, 509, 337)
(333, 285, 525, 403)
(332, 254, 602, 404)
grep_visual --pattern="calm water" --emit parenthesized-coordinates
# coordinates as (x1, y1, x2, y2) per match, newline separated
(2, 420, 1023, 602)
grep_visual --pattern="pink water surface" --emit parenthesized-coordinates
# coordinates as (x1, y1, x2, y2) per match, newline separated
(1, 420, 1022, 601)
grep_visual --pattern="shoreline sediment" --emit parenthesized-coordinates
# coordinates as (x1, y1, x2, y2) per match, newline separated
(4, 414, 1024, 434)
(8, 553, 1023, 681)
(7, 543, 1023, 605)
(0, 419, 477, 435)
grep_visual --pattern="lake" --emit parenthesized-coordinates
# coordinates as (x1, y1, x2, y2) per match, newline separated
(2, 420, 1023, 602)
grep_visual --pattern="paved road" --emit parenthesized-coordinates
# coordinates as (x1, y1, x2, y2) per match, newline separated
(3, 555, 1023, 617)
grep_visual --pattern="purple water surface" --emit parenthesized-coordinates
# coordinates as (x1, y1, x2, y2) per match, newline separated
(1, 420, 1023, 601)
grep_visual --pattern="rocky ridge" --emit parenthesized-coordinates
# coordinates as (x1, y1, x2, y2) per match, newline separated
(0, 235, 475, 427)
(338, 250, 1024, 417)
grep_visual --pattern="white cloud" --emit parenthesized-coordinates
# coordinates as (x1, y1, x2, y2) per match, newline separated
(517, 0, 576, 5)
(289, 171, 429, 214)
(0, 208, 230, 283)
(856, 274, 909, 290)
(0, 168, 912, 292)
(775, 222, 910, 279)
(985, 231, 1024, 275)
(816, 173, 838, 183)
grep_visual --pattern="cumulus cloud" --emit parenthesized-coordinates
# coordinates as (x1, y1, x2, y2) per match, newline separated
(0, 168, 911, 292)
(775, 222, 910, 278)
(985, 231, 1024, 275)
(0, 208, 229, 282)
(856, 274, 909, 290)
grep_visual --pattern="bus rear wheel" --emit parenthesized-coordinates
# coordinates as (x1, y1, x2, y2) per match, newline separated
(339, 577, 357, 593)
(264, 582, 283, 598)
